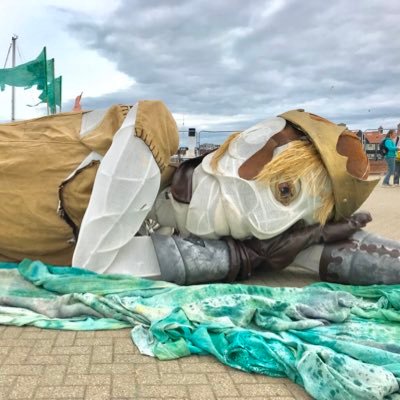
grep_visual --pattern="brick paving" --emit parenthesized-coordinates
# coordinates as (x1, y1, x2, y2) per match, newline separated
(0, 178, 399, 399)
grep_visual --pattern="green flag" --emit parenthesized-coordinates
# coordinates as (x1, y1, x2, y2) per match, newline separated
(44, 75, 62, 110)
(39, 59, 56, 113)
(38, 60, 62, 113)
(0, 47, 47, 91)
(53, 76, 62, 108)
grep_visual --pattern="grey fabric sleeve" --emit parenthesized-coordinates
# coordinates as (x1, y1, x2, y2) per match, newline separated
(151, 234, 230, 285)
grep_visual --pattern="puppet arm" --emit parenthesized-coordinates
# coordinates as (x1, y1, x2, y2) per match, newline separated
(151, 212, 371, 284)
(295, 230, 400, 285)
(72, 105, 162, 276)
(224, 212, 372, 280)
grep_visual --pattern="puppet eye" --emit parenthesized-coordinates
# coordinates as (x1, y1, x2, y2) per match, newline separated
(272, 180, 299, 205)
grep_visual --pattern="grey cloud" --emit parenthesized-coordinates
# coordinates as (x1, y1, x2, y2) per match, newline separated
(61, 0, 400, 130)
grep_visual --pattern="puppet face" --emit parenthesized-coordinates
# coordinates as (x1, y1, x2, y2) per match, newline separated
(198, 117, 333, 240)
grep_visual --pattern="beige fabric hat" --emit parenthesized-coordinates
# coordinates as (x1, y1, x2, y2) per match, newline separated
(279, 110, 379, 220)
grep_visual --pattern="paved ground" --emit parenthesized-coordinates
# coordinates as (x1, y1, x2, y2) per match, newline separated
(0, 177, 399, 400)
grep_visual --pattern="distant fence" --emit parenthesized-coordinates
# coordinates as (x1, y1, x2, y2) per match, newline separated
(179, 130, 236, 148)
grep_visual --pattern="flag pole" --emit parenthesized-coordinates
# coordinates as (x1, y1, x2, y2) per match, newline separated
(42, 47, 49, 116)
(11, 34, 18, 121)
(59, 76, 62, 112)
(52, 60, 56, 114)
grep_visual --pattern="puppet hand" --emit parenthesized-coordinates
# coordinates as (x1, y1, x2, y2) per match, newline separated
(349, 211, 372, 227)
(321, 211, 372, 243)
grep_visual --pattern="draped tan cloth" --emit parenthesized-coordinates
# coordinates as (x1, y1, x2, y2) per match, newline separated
(0, 101, 178, 265)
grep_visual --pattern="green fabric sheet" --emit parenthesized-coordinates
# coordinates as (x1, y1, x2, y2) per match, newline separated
(0, 259, 400, 400)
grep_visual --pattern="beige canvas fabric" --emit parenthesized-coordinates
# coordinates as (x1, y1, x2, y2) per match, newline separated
(134, 100, 179, 172)
(0, 101, 179, 265)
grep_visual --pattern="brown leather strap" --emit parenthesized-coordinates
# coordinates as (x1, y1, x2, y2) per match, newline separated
(170, 152, 213, 204)
(223, 238, 243, 282)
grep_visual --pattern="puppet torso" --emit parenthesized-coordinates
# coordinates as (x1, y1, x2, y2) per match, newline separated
(0, 106, 130, 264)
(0, 102, 178, 265)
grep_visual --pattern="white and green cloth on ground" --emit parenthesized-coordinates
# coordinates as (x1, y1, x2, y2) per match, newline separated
(0, 259, 399, 400)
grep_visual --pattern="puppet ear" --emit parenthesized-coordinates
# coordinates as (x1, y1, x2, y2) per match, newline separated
(238, 124, 304, 180)
(238, 138, 278, 180)
(337, 131, 369, 180)
(228, 117, 286, 161)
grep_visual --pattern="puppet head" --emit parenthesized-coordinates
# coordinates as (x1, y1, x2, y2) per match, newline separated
(209, 110, 378, 233)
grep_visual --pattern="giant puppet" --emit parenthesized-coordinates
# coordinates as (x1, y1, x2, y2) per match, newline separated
(0, 101, 399, 285)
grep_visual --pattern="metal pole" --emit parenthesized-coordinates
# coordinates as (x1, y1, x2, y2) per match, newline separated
(59, 76, 62, 112)
(11, 35, 18, 121)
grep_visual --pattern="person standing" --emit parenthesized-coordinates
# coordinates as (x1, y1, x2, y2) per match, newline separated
(394, 128, 400, 186)
(382, 129, 397, 187)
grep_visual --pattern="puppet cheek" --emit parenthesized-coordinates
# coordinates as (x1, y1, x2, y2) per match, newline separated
(246, 172, 327, 239)
(219, 178, 320, 240)
(245, 188, 316, 239)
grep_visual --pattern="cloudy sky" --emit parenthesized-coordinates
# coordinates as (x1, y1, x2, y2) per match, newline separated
(0, 0, 399, 132)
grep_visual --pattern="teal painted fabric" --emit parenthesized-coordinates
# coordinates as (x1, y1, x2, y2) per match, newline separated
(1, 260, 400, 400)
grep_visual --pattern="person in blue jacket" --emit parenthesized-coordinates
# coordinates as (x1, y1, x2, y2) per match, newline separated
(382, 129, 398, 187)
